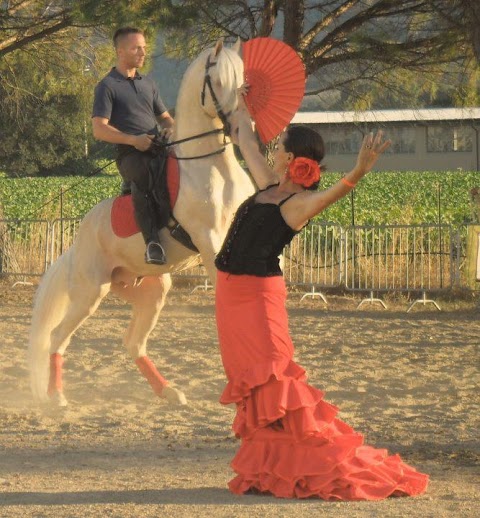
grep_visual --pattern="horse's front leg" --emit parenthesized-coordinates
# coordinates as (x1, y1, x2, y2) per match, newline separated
(110, 272, 187, 405)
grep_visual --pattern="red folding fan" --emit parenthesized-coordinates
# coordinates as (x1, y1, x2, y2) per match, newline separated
(242, 37, 306, 143)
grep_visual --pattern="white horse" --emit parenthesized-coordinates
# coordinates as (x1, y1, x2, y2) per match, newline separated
(28, 39, 255, 407)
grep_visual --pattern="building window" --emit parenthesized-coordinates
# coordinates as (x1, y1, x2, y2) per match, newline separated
(324, 127, 363, 155)
(384, 126, 416, 154)
(427, 126, 473, 152)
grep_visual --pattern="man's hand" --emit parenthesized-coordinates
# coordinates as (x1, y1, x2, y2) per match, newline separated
(156, 112, 175, 142)
(133, 134, 155, 151)
(159, 126, 174, 142)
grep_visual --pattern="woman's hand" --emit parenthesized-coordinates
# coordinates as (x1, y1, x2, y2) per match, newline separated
(236, 83, 250, 113)
(355, 131, 391, 175)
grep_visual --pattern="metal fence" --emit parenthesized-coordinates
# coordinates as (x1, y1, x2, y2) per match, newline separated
(1, 218, 479, 298)
(455, 224, 480, 290)
(344, 224, 454, 292)
(50, 218, 82, 265)
(284, 223, 344, 288)
(0, 219, 50, 277)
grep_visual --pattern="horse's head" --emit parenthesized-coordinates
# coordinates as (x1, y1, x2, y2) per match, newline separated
(180, 39, 243, 135)
(202, 39, 243, 117)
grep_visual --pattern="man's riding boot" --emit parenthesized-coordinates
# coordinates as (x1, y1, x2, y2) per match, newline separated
(131, 182, 167, 266)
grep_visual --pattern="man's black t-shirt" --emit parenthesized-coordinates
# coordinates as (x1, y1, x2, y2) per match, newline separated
(92, 67, 167, 137)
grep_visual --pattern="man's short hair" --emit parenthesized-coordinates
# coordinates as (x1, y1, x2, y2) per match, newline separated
(113, 27, 144, 48)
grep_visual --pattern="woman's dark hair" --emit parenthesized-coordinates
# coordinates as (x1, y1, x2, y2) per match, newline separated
(113, 27, 144, 48)
(284, 125, 325, 190)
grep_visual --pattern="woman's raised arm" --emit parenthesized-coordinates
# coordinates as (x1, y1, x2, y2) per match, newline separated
(232, 85, 278, 189)
(286, 132, 391, 228)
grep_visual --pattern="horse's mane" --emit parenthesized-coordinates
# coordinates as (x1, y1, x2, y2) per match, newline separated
(215, 47, 242, 112)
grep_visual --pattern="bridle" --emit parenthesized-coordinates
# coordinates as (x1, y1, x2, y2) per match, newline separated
(160, 53, 236, 161)
(200, 54, 233, 138)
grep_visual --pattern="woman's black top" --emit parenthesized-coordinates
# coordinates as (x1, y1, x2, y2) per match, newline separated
(215, 186, 300, 277)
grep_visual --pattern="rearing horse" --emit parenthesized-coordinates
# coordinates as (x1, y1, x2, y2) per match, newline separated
(28, 40, 255, 407)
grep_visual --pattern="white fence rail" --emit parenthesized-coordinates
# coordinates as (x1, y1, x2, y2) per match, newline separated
(344, 224, 454, 292)
(1, 219, 479, 295)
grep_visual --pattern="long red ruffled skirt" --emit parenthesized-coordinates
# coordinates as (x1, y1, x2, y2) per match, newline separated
(215, 271, 429, 500)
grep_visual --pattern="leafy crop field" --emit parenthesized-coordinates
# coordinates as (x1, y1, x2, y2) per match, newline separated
(319, 171, 478, 225)
(0, 175, 121, 221)
(0, 171, 478, 225)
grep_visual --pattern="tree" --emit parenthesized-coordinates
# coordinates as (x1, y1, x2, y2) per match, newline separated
(2, 1, 477, 109)
(159, 1, 478, 108)
(0, 1, 184, 176)
(0, 41, 113, 177)
(0, 1, 183, 113)
(0, 1, 189, 59)
(0, 1, 477, 176)
(427, 0, 480, 64)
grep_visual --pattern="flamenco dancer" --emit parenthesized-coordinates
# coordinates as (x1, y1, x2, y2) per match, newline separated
(214, 84, 429, 500)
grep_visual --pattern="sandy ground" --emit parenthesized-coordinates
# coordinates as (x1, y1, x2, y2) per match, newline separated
(0, 279, 478, 518)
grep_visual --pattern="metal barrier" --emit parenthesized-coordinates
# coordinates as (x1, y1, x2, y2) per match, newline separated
(345, 224, 454, 309)
(284, 223, 344, 301)
(50, 218, 82, 265)
(171, 262, 214, 292)
(0, 219, 50, 278)
(2, 218, 478, 306)
(455, 224, 480, 290)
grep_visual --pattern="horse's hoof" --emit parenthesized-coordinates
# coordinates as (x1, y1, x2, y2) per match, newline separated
(161, 386, 187, 406)
(49, 391, 68, 407)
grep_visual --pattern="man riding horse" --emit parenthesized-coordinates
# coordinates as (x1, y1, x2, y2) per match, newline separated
(92, 26, 174, 266)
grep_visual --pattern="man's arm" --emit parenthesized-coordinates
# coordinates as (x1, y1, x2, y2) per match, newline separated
(91, 117, 154, 152)
(156, 111, 175, 140)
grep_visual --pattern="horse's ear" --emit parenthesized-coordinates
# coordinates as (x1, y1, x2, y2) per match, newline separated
(213, 38, 224, 57)
(232, 37, 241, 54)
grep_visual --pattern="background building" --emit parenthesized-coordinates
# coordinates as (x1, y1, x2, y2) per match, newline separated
(293, 108, 480, 172)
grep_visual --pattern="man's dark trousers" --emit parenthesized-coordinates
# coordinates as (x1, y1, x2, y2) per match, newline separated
(117, 150, 170, 248)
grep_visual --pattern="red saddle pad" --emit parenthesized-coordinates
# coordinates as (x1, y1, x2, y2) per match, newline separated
(111, 153, 180, 238)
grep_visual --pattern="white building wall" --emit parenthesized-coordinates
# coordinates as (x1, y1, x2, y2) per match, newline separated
(292, 110, 480, 172)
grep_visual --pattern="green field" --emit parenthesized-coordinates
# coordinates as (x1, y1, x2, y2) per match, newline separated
(0, 171, 478, 225)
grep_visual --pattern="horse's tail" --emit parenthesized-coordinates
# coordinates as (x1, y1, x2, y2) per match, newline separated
(28, 250, 71, 402)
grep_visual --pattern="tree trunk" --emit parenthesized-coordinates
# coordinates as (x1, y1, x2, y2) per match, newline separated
(284, 0, 305, 49)
(260, 0, 279, 37)
(467, 0, 480, 62)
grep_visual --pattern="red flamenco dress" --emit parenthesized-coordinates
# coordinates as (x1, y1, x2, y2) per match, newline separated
(214, 191, 429, 500)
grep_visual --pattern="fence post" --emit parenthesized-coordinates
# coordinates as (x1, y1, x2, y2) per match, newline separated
(437, 183, 444, 288)
(60, 187, 64, 255)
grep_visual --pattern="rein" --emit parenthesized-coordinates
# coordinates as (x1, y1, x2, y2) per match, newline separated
(159, 128, 230, 161)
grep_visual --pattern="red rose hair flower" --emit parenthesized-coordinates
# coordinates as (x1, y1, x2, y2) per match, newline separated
(287, 157, 321, 188)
